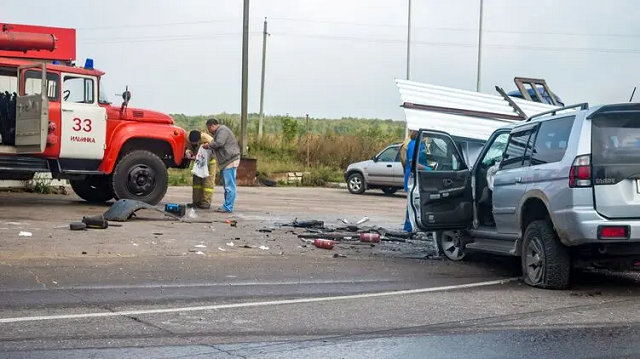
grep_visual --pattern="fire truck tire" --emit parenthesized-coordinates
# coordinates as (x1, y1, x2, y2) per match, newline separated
(69, 176, 114, 203)
(112, 150, 168, 205)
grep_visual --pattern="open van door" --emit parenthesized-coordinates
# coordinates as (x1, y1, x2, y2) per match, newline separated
(16, 62, 48, 153)
(410, 130, 473, 231)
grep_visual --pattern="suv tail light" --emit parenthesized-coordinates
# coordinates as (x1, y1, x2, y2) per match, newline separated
(598, 225, 629, 240)
(569, 155, 592, 188)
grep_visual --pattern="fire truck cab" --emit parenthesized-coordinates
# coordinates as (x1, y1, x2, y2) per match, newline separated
(0, 23, 188, 204)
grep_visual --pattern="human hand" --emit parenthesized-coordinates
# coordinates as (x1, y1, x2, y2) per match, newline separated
(185, 150, 194, 160)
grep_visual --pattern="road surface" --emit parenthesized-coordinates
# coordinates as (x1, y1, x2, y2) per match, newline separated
(1, 187, 639, 358)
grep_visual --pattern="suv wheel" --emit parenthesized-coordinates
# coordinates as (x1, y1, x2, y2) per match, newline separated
(347, 173, 365, 194)
(436, 230, 466, 261)
(521, 220, 571, 289)
(381, 187, 398, 195)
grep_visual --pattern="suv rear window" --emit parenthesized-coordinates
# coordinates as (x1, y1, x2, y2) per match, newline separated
(591, 113, 640, 164)
(530, 116, 575, 165)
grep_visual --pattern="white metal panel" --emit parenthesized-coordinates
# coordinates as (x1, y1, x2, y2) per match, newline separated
(396, 79, 563, 141)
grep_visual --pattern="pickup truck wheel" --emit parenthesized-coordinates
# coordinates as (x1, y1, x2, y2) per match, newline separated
(69, 176, 114, 203)
(437, 230, 466, 261)
(112, 150, 168, 205)
(522, 220, 571, 289)
(381, 187, 398, 195)
(347, 173, 365, 194)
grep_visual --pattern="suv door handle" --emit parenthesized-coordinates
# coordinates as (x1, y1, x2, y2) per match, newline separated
(515, 177, 522, 183)
(386, 164, 392, 168)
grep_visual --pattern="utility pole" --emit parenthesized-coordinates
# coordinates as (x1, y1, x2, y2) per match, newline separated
(306, 114, 310, 168)
(258, 17, 269, 138)
(404, 0, 412, 138)
(240, 0, 250, 156)
(406, 0, 412, 81)
(476, 0, 484, 92)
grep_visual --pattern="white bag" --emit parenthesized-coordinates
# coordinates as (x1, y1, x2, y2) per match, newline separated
(191, 146, 210, 179)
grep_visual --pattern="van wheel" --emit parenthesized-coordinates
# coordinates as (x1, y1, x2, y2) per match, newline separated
(521, 220, 571, 289)
(112, 150, 168, 205)
(347, 173, 365, 194)
(69, 176, 114, 203)
(436, 230, 466, 261)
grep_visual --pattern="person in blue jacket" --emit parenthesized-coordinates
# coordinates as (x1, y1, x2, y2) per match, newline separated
(403, 130, 430, 232)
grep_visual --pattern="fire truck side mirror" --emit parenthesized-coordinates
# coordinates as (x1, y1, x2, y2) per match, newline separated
(122, 90, 131, 103)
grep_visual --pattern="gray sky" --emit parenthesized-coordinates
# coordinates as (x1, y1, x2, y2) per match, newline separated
(4, 0, 640, 119)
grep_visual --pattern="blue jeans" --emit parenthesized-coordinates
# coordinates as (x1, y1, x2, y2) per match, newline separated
(404, 209, 412, 232)
(220, 167, 237, 212)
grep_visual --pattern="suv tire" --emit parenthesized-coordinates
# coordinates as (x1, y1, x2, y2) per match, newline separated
(112, 150, 168, 205)
(436, 230, 466, 261)
(70, 176, 114, 203)
(381, 187, 398, 195)
(521, 220, 571, 289)
(347, 173, 366, 194)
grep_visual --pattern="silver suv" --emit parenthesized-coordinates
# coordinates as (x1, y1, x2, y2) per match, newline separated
(408, 102, 640, 289)
(344, 143, 404, 195)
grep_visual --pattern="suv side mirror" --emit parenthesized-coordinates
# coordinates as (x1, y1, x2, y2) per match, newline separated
(372, 156, 378, 162)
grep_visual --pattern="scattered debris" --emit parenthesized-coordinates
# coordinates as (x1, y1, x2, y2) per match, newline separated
(194, 244, 207, 248)
(69, 222, 87, 231)
(241, 244, 253, 249)
(218, 247, 227, 251)
(226, 242, 235, 247)
(6, 222, 22, 226)
(195, 251, 205, 255)
(103, 199, 212, 223)
(359, 233, 381, 243)
(259, 245, 270, 250)
(258, 228, 273, 233)
(224, 219, 238, 227)
(283, 219, 325, 229)
(333, 253, 347, 258)
(81, 251, 87, 255)
(188, 208, 198, 219)
(153, 232, 164, 236)
(18, 231, 32, 237)
(82, 215, 109, 229)
(313, 239, 335, 250)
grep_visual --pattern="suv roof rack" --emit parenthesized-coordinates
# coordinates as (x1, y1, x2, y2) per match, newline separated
(525, 103, 589, 122)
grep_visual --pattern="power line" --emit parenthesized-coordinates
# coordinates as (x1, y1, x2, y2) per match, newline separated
(76, 16, 640, 39)
(78, 32, 260, 45)
(77, 19, 242, 30)
(270, 32, 640, 53)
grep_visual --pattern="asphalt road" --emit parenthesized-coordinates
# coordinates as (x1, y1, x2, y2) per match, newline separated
(1, 187, 640, 358)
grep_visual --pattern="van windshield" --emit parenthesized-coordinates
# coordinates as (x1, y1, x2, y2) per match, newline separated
(591, 112, 640, 164)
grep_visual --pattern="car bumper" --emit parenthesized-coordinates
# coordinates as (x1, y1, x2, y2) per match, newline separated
(554, 206, 640, 246)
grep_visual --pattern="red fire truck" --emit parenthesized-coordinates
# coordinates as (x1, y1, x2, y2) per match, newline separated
(0, 23, 188, 204)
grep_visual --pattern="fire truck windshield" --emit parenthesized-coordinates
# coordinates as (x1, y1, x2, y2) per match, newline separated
(98, 80, 111, 105)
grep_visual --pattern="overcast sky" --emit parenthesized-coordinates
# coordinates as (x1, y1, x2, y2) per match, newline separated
(4, 0, 640, 119)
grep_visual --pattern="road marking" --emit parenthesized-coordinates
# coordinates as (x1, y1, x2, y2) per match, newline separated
(0, 278, 517, 324)
(0, 279, 399, 292)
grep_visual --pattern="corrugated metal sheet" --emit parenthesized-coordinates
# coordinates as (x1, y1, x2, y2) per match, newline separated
(396, 79, 560, 141)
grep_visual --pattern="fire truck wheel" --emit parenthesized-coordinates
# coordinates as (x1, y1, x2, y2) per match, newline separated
(112, 150, 168, 205)
(69, 176, 114, 203)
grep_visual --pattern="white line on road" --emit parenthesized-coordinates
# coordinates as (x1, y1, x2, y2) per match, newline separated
(0, 279, 399, 292)
(0, 278, 518, 324)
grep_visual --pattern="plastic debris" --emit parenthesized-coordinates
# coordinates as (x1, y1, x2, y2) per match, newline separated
(226, 242, 235, 247)
(194, 244, 207, 248)
(195, 251, 205, 255)
(359, 233, 381, 243)
(333, 253, 347, 258)
(259, 245, 270, 250)
(218, 247, 227, 251)
(18, 231, 32, 237)
(188, 208, 198, 219)
(241, 244, 254, 249)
